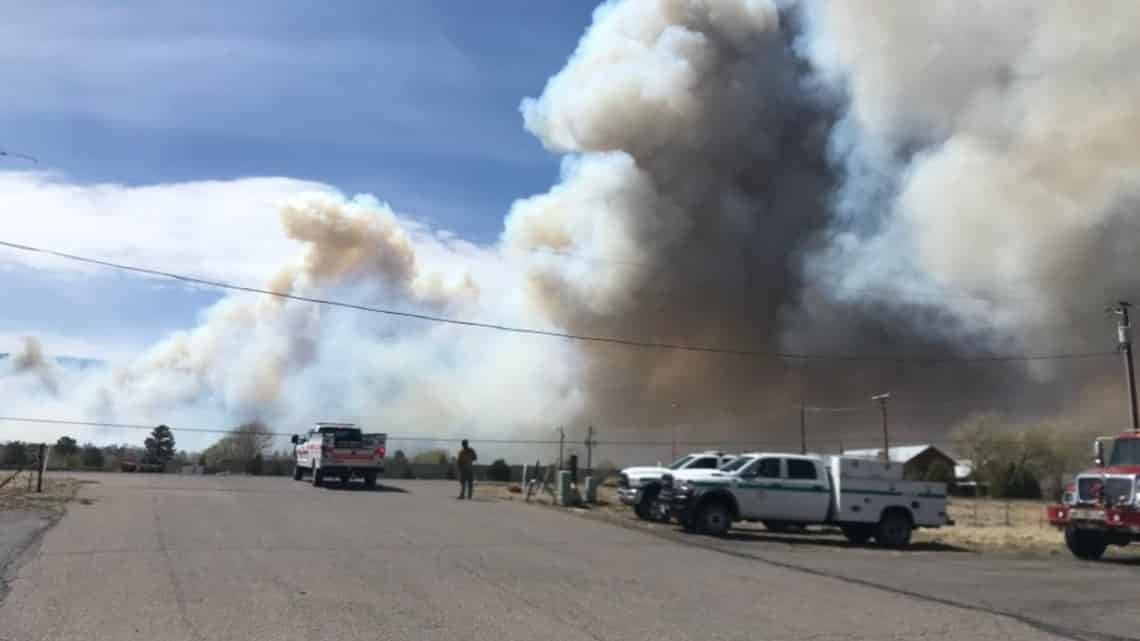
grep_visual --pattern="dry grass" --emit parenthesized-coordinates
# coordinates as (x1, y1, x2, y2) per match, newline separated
(946, 497, 1052, 529)
(486, 484, 1137, 557)
(0, 471, 88, 513)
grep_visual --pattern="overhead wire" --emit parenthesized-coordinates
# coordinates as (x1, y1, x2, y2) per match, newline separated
(518, 245, 1053, 306)
(0, 239, 1119, 364)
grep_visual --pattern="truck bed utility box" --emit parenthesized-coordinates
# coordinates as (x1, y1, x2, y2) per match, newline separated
(834, 456, 902, 481)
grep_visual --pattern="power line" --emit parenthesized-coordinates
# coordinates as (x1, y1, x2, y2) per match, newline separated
(519, 245, 1052, 306)
(0, 148, 37, 164)
(0, 416, 567, 444)
(0, 239, 1119, 364)
(0, 416, 874, 448)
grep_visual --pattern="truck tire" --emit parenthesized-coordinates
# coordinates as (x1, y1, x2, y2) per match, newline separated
(679, 514, 696, 532)
(841, 524, 873, 545)
(311, 467, 323, 487)
(874, 509, 913, 548)
(634, 485, 661, 521)
(695, 499, 732, 537)
(363, 472, 378, 489)
(292, 465, 303, 481)
(1065, 526, 1108, 560)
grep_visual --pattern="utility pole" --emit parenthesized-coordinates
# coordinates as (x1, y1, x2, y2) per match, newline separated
(557, 426, 565, 470)
(871, 393, 890, 463)
(799, 402, 807, 455)
(1111, 302, 1139, 432)
(37, 443, 46, 493)
(584, 425, 595, 477)
(670, 401, 679, 461)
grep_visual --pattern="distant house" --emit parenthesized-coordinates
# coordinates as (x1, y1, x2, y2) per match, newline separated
(954, 459, 974, 481)
(843, 444, 956, 481)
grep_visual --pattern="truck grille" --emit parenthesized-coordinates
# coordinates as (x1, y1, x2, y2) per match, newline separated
(1077, 476, 1134, 505)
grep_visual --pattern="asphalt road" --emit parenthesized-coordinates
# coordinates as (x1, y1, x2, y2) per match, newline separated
(0, 474, 1132, 641)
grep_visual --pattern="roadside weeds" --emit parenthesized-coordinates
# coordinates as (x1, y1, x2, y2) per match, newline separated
(0, 473, 89, 514)
(481, 483, 1140, 559)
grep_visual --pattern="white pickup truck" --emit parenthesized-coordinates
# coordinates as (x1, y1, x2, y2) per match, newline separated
(291, 422, 387, 488)
(617, 451, 737, 520)
(661, 452, 949, 546)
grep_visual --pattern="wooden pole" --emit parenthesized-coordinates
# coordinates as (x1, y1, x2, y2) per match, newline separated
(37, 443, 46, 492)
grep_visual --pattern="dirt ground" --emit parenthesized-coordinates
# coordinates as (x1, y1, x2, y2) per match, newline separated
(0, 470, 88, 514)
(483, 481, 1140, 558)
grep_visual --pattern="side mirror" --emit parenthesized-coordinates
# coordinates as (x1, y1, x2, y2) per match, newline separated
(291, 435, 300, 445)
(1094, 440, 1105, 467)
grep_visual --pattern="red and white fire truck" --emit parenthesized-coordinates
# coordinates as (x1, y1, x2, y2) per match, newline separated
(292, 422, 387, 488)
(1047, 431, 1140, 560)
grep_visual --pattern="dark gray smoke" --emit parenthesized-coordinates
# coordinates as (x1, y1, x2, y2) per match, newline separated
(503, 0, 1135, 441)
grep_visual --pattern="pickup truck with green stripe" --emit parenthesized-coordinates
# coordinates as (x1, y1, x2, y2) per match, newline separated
(660, 453, 950, 546)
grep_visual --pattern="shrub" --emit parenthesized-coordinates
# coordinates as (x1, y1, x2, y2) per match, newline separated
(245, 453, 264, 476)
(487, 459, 512, 482)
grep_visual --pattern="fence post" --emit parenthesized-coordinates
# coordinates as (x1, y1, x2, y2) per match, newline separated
(37, 443, 46, 493)
(1004, 501, 1010, 527)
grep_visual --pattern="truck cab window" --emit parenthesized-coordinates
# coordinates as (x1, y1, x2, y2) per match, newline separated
(786, 459, 817, 480)
(746, 457, 780, 478)
(689, 457, 719, 469)
(668, 455, 695, 470)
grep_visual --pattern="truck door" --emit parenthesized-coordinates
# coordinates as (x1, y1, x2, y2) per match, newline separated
(779, 458, 831, 522)
(735, 457, 783, 518)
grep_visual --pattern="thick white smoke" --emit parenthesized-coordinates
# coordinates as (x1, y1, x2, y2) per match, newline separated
(798, 0, 1140, 348)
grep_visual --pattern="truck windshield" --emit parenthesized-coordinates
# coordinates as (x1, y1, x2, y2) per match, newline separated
(1109, 439, 1140, 465)
(719, 457, 754, 472)
(668, 455, 695, 470)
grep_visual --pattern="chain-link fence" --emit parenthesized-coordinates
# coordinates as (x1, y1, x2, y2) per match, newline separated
(947, 497, 1051, 528)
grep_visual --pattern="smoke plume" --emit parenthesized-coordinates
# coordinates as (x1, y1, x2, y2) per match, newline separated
(8, 0, 1140, 453)
(9, 336, 58, 396)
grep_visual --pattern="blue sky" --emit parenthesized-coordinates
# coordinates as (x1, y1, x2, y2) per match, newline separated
(2, 1, 598, 239)
(0, 1, 600, 355)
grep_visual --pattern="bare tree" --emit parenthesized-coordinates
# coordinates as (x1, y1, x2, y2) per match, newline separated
(203, 421, 273, 466)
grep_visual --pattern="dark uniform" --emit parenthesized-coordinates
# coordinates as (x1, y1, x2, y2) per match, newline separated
(457, 442, 477, 499)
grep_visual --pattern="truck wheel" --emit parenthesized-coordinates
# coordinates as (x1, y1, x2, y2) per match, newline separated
(874, 510, 913, 548)
(679, 514, 696, 532)
(292, 465, 303, 481)
(311, 467, 323, 487)
(363, 472, 377, 489)
(634, 485, 661, 521)
(1065, 526, 1108, 560)
(841, 525, 873, 545)
(696, 500, 732, 537)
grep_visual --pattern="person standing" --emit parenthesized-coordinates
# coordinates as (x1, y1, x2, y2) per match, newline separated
(456, 439, 477, 500)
